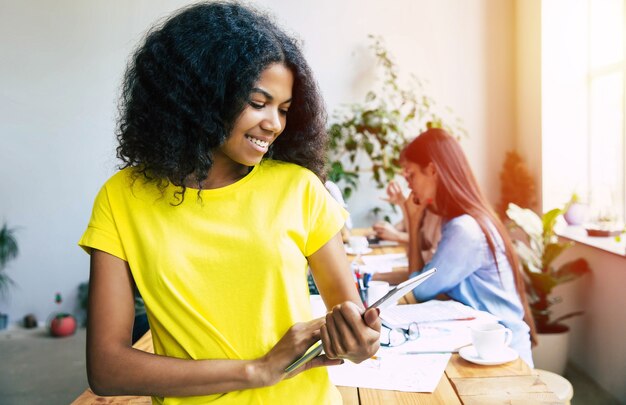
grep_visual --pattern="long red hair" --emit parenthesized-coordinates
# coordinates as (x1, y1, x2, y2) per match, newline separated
(403, 128, 536, 343)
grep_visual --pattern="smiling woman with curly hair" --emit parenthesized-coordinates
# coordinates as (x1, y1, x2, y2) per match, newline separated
(116, 2, 328, 201)
(79, 2, 380, 404)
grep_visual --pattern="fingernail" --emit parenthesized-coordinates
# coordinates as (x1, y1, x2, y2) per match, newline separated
(375, 308, 380, 316)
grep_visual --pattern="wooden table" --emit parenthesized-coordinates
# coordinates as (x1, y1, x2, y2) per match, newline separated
(73, 329, 559, 404)
(72, 229, 562, 404)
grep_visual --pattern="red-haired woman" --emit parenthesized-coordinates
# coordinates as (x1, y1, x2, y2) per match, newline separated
(399, 128, 535, 367)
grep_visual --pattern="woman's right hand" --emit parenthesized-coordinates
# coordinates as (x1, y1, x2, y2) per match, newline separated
(372, 221, 402, 241)
(257, 318, 342, 386)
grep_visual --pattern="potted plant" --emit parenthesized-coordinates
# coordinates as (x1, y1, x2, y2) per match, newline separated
(506, 203, 591, 374)
(0, 222, 19, 330)
(49, 292, 77, 337)
(328, 35, 466, 201)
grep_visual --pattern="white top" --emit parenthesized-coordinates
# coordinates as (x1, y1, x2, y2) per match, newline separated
(325, 180, 353, 229)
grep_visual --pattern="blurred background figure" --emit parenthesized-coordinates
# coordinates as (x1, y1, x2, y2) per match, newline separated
(325, 180, 353, 241)
(397, 128, 536, 367)
(372, 179, 441, 263)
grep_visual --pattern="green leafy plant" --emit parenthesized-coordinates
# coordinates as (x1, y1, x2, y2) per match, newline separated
(506, 203, 591, 332)
(78, 282, 89, 326)
(53, 292, 70, 319)
(0, 222, 19, 301)
(328, 35, 466, 200)
(77, 281, 147, 327)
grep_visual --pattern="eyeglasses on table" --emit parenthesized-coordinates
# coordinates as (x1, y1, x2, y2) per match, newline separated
(380, 321, 420, 347)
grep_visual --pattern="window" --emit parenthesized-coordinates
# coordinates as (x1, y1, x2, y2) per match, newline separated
(543, 0, 625, 225)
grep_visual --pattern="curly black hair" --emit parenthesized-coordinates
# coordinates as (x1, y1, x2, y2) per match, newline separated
(116, 1, 328, 199)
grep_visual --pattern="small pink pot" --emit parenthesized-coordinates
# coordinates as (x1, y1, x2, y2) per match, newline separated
(563, 203, 588, 226)
(50, 314, 77, 337)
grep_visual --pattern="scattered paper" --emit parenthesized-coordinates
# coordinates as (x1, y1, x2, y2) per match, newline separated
(382, 300, 499, 324)
(328, 352, 450, 392)
(379, 300, 500, 353)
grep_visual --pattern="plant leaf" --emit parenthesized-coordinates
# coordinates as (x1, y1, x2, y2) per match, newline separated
(527, 271, 558, 296)
(553, 258, 591, 284)
(542, 208, 563, 238)
(506, 203, 543, 241)
(0, 223, 19, 269)
(543, 241, 572, 270)
(513, 240, 541, 272)
(550, 311, 585, 325)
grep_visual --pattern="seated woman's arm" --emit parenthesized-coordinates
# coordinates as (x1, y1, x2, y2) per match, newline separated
(371, 268, 410, 285)
(373, 196, 425, 285)
(373, 180, 410, 244)
(410, 218, 484, 301)
(372, 221, 409, 243)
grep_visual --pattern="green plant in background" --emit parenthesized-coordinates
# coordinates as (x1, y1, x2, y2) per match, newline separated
(497, 151, 537, 219)
(78, 282, 89, 326)
(0, 222, 19, 300)
(565, 192, 580, 209)
(78, 281, 147, 328)
(506, 203, 591, 333)
(328, 34, 466, 200)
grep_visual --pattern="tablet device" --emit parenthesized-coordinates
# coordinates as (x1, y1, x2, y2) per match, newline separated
(284, 267, 437, 373)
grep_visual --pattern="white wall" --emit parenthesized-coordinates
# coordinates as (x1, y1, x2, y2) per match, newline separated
(0, 1, 516, 325)
(552, 244, 626, 401)
(514, 0, 542, 212)
(541, 0, 588, 212)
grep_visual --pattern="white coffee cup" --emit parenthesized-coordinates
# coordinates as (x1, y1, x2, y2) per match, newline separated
(470, 322, 513, 360)
(366, 281, 390, 307)
(348, 235, 369, 254)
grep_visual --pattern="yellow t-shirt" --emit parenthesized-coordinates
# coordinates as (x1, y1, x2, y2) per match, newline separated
(79, 160, 347, 404)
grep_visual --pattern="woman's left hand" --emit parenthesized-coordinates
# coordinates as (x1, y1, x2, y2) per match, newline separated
(404, 191, 426, 225)
(320, 301, 381, 364)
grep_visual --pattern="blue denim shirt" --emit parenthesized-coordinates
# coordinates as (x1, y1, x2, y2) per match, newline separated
(411, 214, 533, 367)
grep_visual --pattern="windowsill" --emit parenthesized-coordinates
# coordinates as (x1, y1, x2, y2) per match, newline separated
(555, 224, 626, 258)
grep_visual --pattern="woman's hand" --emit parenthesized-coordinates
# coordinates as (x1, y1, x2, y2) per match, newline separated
(382, 180, 406, 206)
(404, 191, 426, 225)
(259, 318, 343, 385)
(320, 301, 381, 364)
(372, 221, 402, 241)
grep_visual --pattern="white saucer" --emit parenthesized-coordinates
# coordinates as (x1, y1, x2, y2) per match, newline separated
(345, 247, 373, 255)
(458, 345, 518, 366)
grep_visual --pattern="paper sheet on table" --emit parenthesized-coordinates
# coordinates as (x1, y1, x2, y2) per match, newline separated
(328, 353, 450, 392)
(380, 300, 501, 353)
(382, 300, 500, 323)
(360, 253, 408, 273)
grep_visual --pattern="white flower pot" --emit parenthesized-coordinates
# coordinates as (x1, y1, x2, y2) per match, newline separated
(532, 329, 570, 375)
(563, 203, 588, 226)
